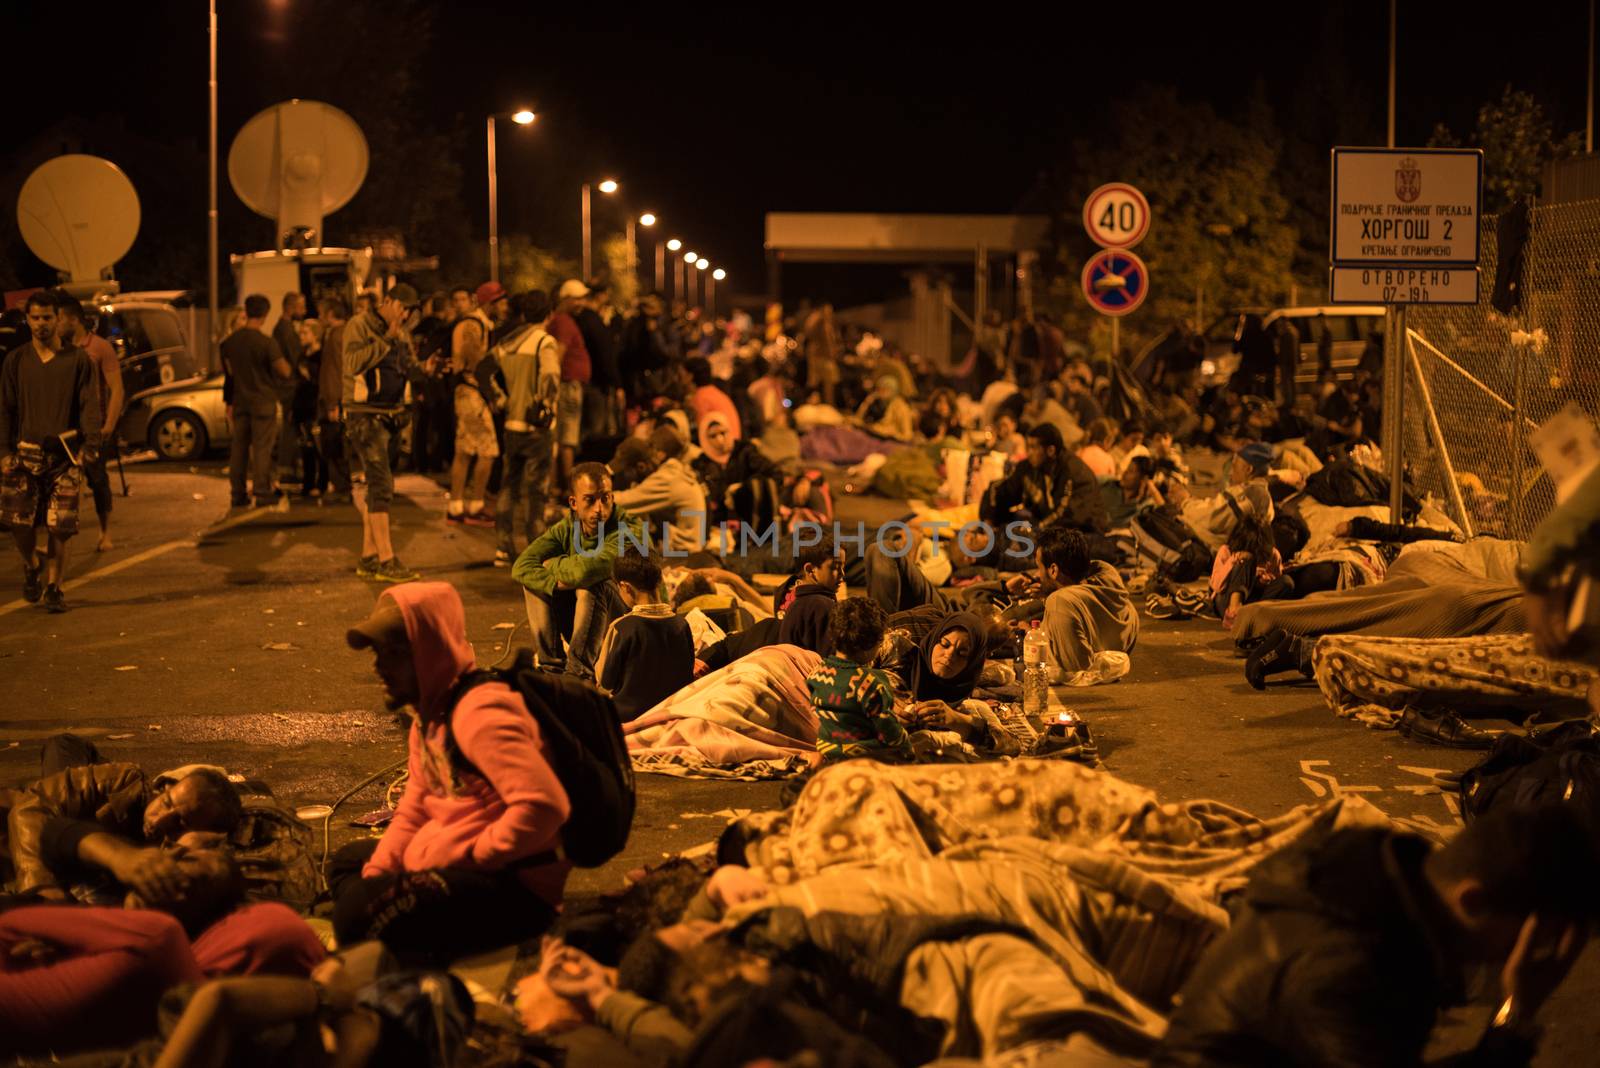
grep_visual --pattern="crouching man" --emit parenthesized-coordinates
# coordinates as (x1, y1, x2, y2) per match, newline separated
(512, 462, 642, 680)
(333, 582, 571, 963)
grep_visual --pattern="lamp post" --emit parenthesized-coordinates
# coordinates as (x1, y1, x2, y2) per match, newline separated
(695, 256, 709, 309)
(669, 241, 684, 301)
(637, 213, 659, 291)
(207, 0, 218, 362)
(582, 178, 619, 281)
(685, 253, 701, 309)
(629, 212, 655, 293)
(486, 108, 537, 285)
(709, 267, 725, 319)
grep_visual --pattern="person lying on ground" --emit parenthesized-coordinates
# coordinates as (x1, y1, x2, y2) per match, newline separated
(512, 462, 642, 679)
(3, 750, 243, 899)
(595, 551, 694, 723)
(333, 582, 571, 964)
(1154, 804, 1600, 1068)
(612, 425, 707, 556)
(808, 597, 914, 765)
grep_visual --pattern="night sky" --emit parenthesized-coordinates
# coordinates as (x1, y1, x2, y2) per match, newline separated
(12, 0, 1593, 301)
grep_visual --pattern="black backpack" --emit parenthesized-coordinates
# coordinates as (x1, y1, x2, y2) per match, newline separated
(446, 650, 635, 867)
(1458, 721, 1600, 826)
(1130, 507, 1213, 583)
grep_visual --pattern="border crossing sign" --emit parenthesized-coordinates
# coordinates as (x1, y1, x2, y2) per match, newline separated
(1081, 249, 1148, 317)
(1082, 182, 1150, 249)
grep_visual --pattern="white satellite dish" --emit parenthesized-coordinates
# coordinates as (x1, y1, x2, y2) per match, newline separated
(228, 99, 368, 251)
(17, 154, 141, 286)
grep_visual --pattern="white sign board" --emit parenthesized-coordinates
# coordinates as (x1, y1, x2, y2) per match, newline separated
(1082, 182, 1150, 249)
(1330, 148, 1482, 265)
(1329, 265, 1480, 305)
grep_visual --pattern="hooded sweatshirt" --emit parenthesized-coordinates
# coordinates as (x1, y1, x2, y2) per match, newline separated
(360, 583, 571, 905)
(1042, 560, 1139, 678)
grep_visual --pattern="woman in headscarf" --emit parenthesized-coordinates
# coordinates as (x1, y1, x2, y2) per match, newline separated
(854, 374, 916, 442)
(693, 412, 782, 529)
(891, 610, 986, 733)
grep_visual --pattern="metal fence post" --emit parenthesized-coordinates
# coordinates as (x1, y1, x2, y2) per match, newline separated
(1386, 305, 1408, 522)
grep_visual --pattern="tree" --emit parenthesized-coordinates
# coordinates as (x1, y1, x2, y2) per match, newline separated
(495, 235, 580, 298)
(1039, 86, 1302, 351)
(1429, 86, 1583, 213)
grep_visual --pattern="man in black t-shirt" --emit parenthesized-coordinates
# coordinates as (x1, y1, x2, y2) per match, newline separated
(221, 294, 292, 507)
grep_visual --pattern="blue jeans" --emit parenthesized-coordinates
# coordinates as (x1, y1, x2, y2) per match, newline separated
(522, 580, 625, 679)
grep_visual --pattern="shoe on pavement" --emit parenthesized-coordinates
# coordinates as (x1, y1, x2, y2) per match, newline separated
(22, 558, 43, 603)
(493, 549, 511, 567)
(463, 511, 495, 528)
(43, 584, 66, 613)
(374, 557, 420, 583)
(355, 554, 380, 579)
(1396, 706, 1497, 749)
(445, 511, 466, 524)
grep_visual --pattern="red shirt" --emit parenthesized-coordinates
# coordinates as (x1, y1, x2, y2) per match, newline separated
(547, 312, 590, 384)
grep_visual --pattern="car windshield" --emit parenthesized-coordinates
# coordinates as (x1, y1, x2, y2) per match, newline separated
(98, 307, 203, 396)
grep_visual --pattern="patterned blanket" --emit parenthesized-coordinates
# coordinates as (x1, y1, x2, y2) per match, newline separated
(623, 644, 823, 780)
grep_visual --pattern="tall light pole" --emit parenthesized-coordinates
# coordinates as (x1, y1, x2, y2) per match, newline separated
(208, 0, 218, 362)
(486, 108, 536, 285)
(669, 240, 684, 301)
(637, 213, 658, 292)
(709, 267, 725, 319)
(695, 257, 709, 309)
(582, 178, 618, 281)
(685, 253, 700, 309)
(628, 212, 655, 293)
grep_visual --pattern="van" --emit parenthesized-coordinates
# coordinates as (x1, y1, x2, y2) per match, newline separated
(1197, 306, 1386, 387)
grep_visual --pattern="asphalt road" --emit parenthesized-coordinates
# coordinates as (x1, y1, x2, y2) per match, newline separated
(2, 458, 1595, 1064)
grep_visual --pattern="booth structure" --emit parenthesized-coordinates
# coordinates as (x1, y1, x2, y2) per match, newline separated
(763, 212, 1048, 366)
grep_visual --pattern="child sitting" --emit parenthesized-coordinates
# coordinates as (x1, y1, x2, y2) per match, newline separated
(595, 552, 695, 722)
(808, 597, 914, 764)
(1209, 517, 1290, 629)
(776, 533, 842, 656)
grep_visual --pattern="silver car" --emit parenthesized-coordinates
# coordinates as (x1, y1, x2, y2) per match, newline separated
(96, 293, 231, 461)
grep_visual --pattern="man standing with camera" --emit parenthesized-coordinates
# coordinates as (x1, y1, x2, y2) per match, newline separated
(343, 284, 422, 584)
(0, 291, 102, 613)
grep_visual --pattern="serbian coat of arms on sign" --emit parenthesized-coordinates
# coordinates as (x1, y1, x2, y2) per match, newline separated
(1396, 158, 1421, 202)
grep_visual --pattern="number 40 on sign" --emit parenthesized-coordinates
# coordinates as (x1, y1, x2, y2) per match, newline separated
(1083, 183, 1150, 249)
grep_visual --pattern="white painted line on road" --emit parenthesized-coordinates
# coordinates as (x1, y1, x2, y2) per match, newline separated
(0, 504, 270, 618)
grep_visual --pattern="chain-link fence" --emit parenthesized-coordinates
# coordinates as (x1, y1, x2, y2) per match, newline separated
(1403, 198, 1600, 539)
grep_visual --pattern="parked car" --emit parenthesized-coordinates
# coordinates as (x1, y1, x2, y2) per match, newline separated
(94, 292, 232, 461)
(1197, 305, 1386, 388)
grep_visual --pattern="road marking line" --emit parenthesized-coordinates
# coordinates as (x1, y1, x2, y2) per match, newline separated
(0, 504, 269, 618)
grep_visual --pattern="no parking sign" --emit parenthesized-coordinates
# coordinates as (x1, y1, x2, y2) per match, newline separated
(1080, 249, 1148, 317)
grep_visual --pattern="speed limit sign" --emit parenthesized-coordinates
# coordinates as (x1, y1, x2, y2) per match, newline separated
(1082, 182, 1150, 249)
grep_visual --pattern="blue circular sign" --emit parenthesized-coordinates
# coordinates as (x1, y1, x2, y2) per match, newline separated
(1081, 249, 1149, 317)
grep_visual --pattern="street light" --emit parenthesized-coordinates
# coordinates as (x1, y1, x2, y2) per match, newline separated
(638, 214, 665, 291)
(486, 107, 537, 284)
(685, 255, 701, 308)
(666, 238, 681, 251)
(582, 178, 619, 280)
(626, 212, 656, 291)
(639, 212, 656, 227)
(695, 257, 709, 270)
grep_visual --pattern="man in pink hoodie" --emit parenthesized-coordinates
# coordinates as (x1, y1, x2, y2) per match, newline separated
(333, 581, 571, 962)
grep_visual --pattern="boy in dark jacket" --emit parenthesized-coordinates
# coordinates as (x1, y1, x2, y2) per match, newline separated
(595, 552, 694, 721)
(776, 534, 842, 655)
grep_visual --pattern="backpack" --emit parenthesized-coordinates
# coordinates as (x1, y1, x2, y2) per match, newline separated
(1129, 507, 1213, 582)
(1458, 720, 1600, 826)
(446, 650, 636, 867)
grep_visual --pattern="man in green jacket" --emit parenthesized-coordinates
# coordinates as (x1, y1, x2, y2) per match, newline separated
(512, 462, 643, 680)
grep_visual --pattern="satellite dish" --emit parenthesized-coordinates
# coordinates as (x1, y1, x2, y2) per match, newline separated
(228, 99, 368, 250)
(17, 154, 141, 285)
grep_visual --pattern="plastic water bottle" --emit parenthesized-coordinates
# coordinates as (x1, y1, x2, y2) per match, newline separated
(1022, 620, 1050, 730)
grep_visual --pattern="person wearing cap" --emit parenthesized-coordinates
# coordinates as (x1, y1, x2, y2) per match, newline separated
(342, 284, 423, 584)
(335, 582, 570, 961)
(445, 282, 507, 527)
(551, 281, 593, 487)
(1163, 440, 1276, 552)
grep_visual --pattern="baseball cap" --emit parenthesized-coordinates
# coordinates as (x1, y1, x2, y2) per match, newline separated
(347, 602, 408, 651)
(1237, 441, 1275, 476)
(386, 283, 420, 308)
(558, 279, 590, 300)
(475, 281, 507, 306)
